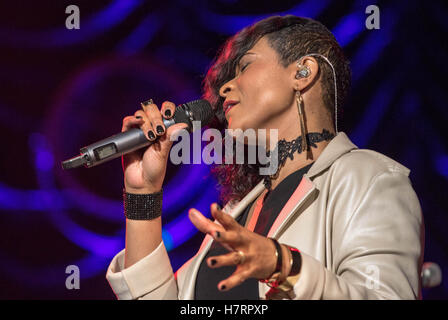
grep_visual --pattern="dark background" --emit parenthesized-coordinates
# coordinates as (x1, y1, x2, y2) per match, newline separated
(0, 0, 447, 299)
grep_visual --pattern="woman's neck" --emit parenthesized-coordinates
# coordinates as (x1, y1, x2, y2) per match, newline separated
(267, 125, 334, 191)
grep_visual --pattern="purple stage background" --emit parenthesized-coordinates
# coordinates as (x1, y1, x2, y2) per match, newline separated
(0, 0, 447, 299)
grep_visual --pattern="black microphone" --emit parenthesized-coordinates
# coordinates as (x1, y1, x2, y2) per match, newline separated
(61, 99, 213, 169)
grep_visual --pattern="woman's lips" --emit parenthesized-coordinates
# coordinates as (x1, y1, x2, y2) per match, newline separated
(225, 102, 239, 117)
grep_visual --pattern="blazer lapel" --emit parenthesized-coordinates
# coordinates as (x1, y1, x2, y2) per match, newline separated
(267, 131, 358, 238)
(267, 175, 316, 238)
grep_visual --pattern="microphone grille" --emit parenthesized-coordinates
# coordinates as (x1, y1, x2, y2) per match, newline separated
(186, 99, 214, 125)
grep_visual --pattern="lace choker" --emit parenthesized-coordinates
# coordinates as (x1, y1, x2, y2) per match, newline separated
(263, 129, 335, 190)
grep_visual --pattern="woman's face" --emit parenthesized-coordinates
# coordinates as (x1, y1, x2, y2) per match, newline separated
(219, 36, 296, 135)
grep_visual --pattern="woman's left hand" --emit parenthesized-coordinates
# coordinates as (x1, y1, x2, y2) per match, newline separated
(188, 203, 278, 291)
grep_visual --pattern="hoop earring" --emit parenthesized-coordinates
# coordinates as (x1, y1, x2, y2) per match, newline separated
(296, 91, 308, 152)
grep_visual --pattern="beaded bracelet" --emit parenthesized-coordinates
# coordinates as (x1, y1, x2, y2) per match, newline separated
(123, 188, 163, 220)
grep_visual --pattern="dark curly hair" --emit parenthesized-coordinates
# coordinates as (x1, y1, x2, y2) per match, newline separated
(202, 15, 351, 204)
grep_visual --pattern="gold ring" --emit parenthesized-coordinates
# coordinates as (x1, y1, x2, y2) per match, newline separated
(235, 250, 246, 265)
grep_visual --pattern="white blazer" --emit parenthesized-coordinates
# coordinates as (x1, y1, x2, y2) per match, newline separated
(106, 132, 424, 300)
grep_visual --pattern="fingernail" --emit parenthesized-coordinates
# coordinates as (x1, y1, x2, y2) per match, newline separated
(216, 203, 222, 211)
(210, 259, 216, 266)
(165, 109, 172, 117)
(141, 99, 153, 107)
(189, 209, 198, 217)
(148, 131, 156, 140)
(220, 284, 226, 291)
(135, 116, 142, 119)
(156, 125, 164, 134)
(215, 231, 221, 239)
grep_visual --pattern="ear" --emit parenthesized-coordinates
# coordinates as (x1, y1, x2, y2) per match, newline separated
(290, 56, 320, 92)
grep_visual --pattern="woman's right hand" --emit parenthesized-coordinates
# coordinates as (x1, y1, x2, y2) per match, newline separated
(121, 100, 189, 194)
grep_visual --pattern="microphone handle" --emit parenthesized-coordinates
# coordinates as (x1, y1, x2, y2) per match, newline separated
(62, 117, 177, 169)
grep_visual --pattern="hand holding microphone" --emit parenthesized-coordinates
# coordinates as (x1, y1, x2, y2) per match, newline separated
(122, 99, 188, 194)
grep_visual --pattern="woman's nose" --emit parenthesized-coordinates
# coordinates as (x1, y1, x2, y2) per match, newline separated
(219, 79, 234, 98)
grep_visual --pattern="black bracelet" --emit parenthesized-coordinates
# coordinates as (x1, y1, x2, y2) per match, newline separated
(289, 247, 302, 276)
(270, 238, 283, 273)
(123, 188, 163, 220)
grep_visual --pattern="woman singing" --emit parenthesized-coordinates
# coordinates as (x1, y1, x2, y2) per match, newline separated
(106, 15, 424, 300)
